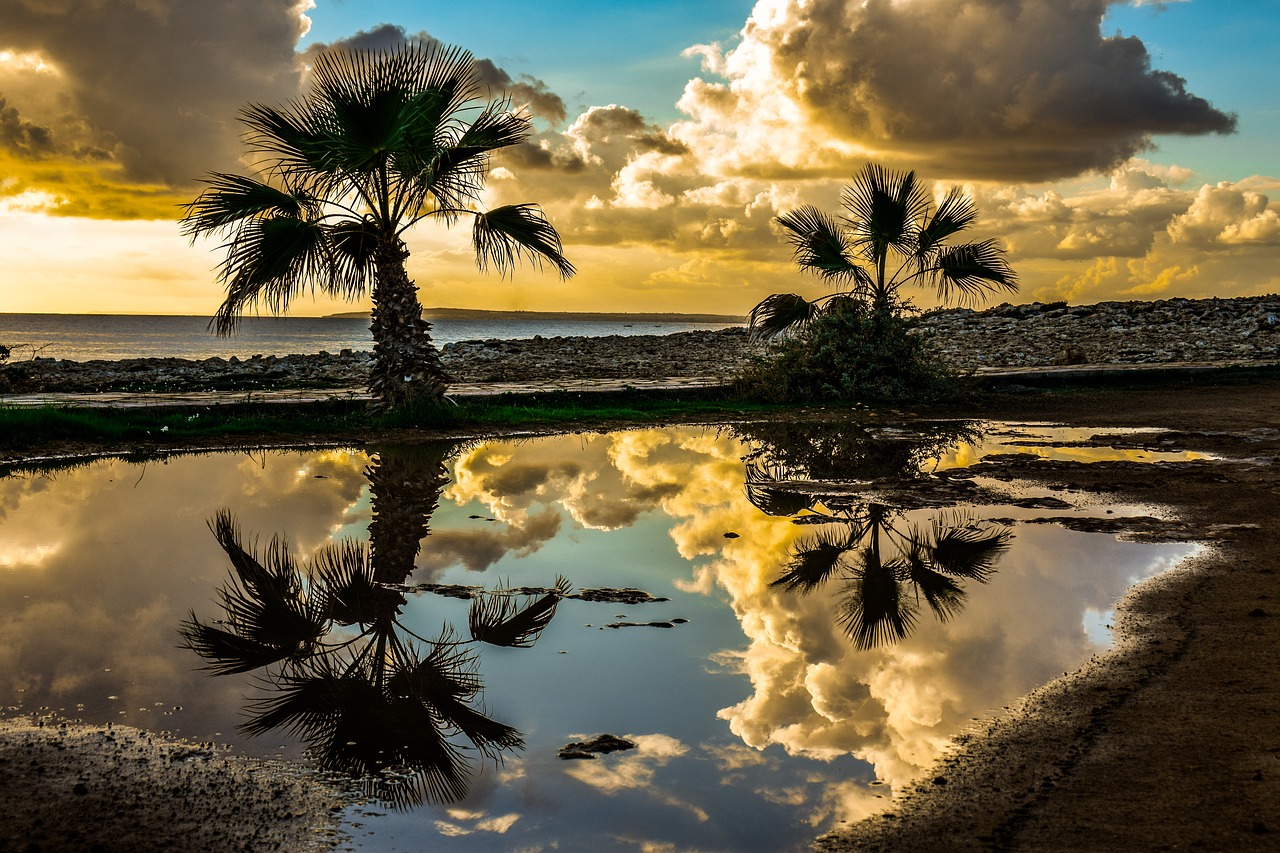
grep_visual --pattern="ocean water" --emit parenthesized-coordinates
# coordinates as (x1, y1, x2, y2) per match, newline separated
(0, 313, 741, 362)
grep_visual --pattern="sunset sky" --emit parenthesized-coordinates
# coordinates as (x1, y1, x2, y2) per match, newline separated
(0, 0, 1277, 317)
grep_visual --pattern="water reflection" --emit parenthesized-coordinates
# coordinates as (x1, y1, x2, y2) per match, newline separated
(0, 425, 1201, 849)
(181, 446, 566, 809)
(778, 508, 1010, 648)
(740, 421, 1011, 647)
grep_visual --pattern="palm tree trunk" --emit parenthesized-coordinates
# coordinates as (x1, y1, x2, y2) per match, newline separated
(366, 444, 452, 586)
(369, 239, 450, 410)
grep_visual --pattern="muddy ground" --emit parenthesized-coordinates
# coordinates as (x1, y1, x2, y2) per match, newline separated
(816, 379, 1280, 852)
(2, 376, 1279, 851)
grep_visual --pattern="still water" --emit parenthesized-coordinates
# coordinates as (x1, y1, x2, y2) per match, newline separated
(0, 422, 1200, 851)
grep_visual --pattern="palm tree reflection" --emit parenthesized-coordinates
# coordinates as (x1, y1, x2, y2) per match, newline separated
(740, 421, 1012, 648)
(180, 444, 566, 808)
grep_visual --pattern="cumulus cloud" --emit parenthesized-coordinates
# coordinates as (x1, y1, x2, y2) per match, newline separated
(302, 24, 567, 125)
(0, 0, 311, 186)
(673, 0, 1234, 182)
(1167, 182, 1280, 247)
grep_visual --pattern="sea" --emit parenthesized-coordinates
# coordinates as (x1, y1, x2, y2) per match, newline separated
(0, 313, 743, 363)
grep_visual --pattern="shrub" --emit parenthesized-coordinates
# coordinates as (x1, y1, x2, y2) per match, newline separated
(734, 298, 958, 404)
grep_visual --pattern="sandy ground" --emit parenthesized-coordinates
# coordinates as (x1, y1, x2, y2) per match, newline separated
(2, 375, 1279, 851)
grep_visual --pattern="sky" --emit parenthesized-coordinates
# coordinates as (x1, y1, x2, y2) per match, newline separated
(0, 0, 1277, 317)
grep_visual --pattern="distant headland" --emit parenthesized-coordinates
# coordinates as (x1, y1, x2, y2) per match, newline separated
(325, 307, 746, 324)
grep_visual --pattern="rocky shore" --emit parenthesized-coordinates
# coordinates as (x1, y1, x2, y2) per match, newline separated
(2, 295, 1278, 394)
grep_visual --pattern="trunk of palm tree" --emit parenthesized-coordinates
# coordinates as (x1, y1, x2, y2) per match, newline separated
(366, 444, 452, 585)
(369, 239, 450, 410)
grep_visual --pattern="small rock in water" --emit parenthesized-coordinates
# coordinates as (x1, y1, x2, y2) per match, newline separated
(558, 733, 638, 760)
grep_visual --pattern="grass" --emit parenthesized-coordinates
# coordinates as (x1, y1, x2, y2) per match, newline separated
(0, 387, 786, 456)
(6, 363, 1279, 467)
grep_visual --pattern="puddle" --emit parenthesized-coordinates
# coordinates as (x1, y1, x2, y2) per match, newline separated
(0, 421, 1208, 850)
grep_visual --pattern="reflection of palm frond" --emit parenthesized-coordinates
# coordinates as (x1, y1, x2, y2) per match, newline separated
(745, 483, 818, 518)
(178, 617, 306, 675)
(900, 536, 967, 622)
(403, 636, 523, 756)
(839, 553, 917, 649)
(468, 576, 571, 648)
(240, 664, 473, 806)
(772, 527, 857, 593)
(311, 539, 403, 626)
(929, 519, 1011, 581)
(182, 511, 326, 672)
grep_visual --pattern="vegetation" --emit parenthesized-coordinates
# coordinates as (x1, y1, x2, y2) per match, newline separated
(0, 389, 771, 466)
(181, 41, 573, 411)
(736, 297, 958, 403)
(741, 163, 1017, 403)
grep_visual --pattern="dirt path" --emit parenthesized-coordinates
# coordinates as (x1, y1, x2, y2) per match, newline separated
(819, 379, 1280, 851)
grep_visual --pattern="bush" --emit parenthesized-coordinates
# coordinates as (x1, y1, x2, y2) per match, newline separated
(734, 299, 958, 404)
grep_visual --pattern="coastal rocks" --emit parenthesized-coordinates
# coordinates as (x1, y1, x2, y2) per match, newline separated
(0, 350, 374, 394)
(0, 329, 756, 394)
(922, 295, 1280, 369)
(4, 296, 1280, 395)
(438, 327, 755, 382)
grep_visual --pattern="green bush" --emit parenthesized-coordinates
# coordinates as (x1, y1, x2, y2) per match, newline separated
(734, 299, 958, 404)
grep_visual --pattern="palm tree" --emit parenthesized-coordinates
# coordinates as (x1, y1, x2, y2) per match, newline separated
(749, 163, 1017, 340)
(181, 41, 575, 409)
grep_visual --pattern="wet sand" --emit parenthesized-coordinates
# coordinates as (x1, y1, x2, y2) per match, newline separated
(2, 376, 1279, 851)
(0, 717, 345, 852)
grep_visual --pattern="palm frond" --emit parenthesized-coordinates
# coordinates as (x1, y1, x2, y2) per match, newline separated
(843, 163, 930, 257)
(775, 206, 866, 285)
(208, 215, 334, 335)
(929, 239, 1019, 306)
(772, 527, 856, 593)
(180, 173, 316, 237)
(472, 203, 575, 278)
(915, 187, 977, 256)
(468, 576, 571, 647)
(839, 552, 916, 649)
(327, 219, 381, 284)
(928, 520, 1011, 581)
(747, 293, 819, 341)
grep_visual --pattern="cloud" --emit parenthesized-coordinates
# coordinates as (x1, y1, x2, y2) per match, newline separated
(675, 0, 1234, 182)
(302, 24, 568, 125)
(1167, 182, 1280, 247)
(0, 0, 311, 186)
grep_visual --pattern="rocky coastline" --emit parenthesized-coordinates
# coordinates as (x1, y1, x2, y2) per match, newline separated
(2, 295, 1278, 395)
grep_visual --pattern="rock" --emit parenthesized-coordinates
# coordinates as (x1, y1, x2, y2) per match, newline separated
(5, 295, 1280, 394)
(558, 734, 638, 759)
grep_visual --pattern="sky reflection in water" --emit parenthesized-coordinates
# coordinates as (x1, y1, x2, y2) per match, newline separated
(0, 423, 1199, 851)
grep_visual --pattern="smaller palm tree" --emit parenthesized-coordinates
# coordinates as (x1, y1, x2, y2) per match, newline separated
(750, 163, 1017, 340)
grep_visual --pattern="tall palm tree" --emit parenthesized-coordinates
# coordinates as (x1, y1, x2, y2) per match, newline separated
(181, 41, 575, 409)
(749, 163, 1017, 340)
